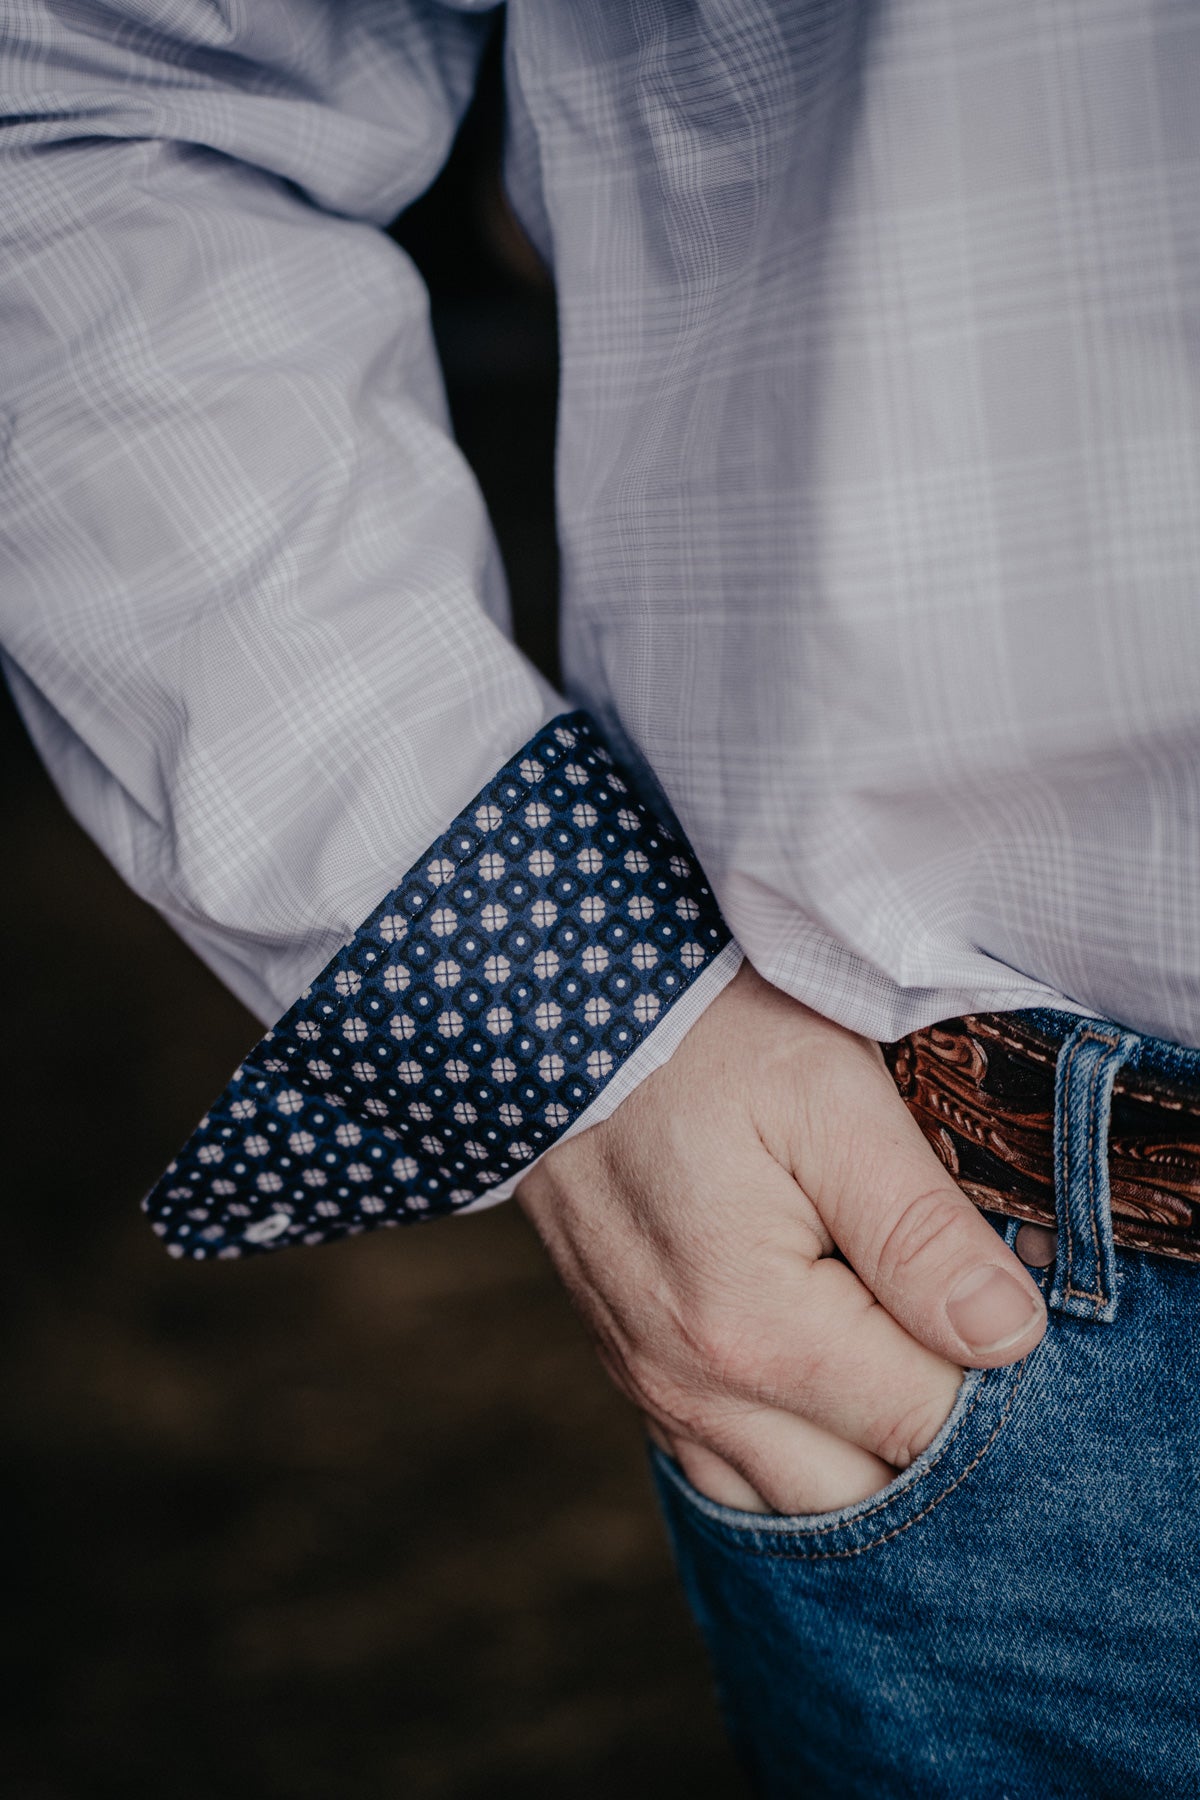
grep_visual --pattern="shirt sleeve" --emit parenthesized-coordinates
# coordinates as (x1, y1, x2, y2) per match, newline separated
(0, 2, 742, 1257)
(0, 0, 533, 1027)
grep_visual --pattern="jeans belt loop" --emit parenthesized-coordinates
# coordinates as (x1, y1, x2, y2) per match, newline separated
(1050, 1020, 1141, 1323)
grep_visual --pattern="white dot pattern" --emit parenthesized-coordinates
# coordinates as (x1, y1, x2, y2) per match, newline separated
(144, 714, 730, 1259)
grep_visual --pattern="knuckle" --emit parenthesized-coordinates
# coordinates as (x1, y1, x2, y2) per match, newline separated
(873, 1185, 971, 1287)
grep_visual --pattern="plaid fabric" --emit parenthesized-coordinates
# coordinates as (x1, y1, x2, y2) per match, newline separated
(4, 0, 1200, 1094)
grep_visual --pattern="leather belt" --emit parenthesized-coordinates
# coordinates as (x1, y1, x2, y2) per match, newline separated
(882, 1013, 1200, 1265)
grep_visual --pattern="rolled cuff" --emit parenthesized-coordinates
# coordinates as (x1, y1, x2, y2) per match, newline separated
(144, 712, 733, 1258)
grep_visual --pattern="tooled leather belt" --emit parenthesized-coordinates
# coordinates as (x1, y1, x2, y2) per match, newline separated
(882, 1013, 1200, 1265)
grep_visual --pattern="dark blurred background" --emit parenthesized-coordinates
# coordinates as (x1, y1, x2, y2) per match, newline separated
(1, 34, 743, 1800)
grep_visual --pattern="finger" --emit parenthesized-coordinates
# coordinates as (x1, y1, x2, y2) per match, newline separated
(647, 1418, 772, 1512)
(799, 1039, 1047, 1367)
(670, 1439, 769, 1511)
(724, 1252, 965, 1470)
(671, 1406, 897, 1516)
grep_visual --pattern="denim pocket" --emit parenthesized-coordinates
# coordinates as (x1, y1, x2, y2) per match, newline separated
(651, 1215, 1048, 1561)
(650, 1349, 1034, 1562)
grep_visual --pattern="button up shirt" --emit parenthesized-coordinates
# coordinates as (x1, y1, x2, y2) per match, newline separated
(4, 1, 1199, 1253)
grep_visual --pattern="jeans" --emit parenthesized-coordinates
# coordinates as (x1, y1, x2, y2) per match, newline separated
(652, 1012, 1200, 1798)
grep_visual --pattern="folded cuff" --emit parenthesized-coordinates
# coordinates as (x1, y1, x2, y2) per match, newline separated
(144, 712, 731, 1258)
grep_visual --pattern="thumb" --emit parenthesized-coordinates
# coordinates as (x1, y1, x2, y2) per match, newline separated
(800, 1037, 1048, 1368)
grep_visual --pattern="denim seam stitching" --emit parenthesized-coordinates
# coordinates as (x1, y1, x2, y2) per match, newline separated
(664, 1371, 994, 1544)
(792, 1362, 1025, 1561)
(977, 1023, 1194, 1264)
(1083, 1032, 1106, 1313)
(1062, 1027, 1114, 1309)
(1061, 1029, 1084, 1303)
(775, 1373, 991, 1539)
(691, 1361, 1026, 1563)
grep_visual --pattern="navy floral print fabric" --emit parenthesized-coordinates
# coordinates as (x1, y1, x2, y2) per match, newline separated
(145, 714, 730, 1258)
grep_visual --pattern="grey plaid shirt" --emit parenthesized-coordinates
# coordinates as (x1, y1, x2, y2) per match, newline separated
(4, 0, 1199, 1135)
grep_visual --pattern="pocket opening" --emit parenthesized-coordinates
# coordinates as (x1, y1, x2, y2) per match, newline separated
(651, 1354, 1030, 1560)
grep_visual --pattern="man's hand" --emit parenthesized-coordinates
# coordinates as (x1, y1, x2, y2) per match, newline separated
(516, 962, 1047, 1514)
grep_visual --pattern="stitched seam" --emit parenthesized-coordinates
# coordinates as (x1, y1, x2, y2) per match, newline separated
(682, 1363, 1026, 1563)
(971, 1016, 1200, 1118)
(965, 1187, 1196, 1258)
(792, 1364, 1024, 1560)
(666, 1375, 993, 1543)
(1083, 1034, 1106, 1314)
(1086, 1044, 1108, 1324)
(779, 1375, 991, 1538)
(1062, 1031, 1081, 1301)
(1112, 1085, 1200, 1116)
(1107, 1229, 1200, 1258)
(970, 1018, 1058, 1067)
(959, 1020, 1199, 1262)
(1061, 1029, 1114, 1307)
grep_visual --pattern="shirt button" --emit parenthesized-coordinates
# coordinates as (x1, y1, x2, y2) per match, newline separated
(1015, 1222, 1057, 1268)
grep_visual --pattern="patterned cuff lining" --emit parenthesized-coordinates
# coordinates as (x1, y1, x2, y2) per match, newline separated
(145, 712, 731, 1258)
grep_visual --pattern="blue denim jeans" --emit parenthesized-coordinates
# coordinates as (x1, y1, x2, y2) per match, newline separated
(652, 1012, 1200, 1798)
